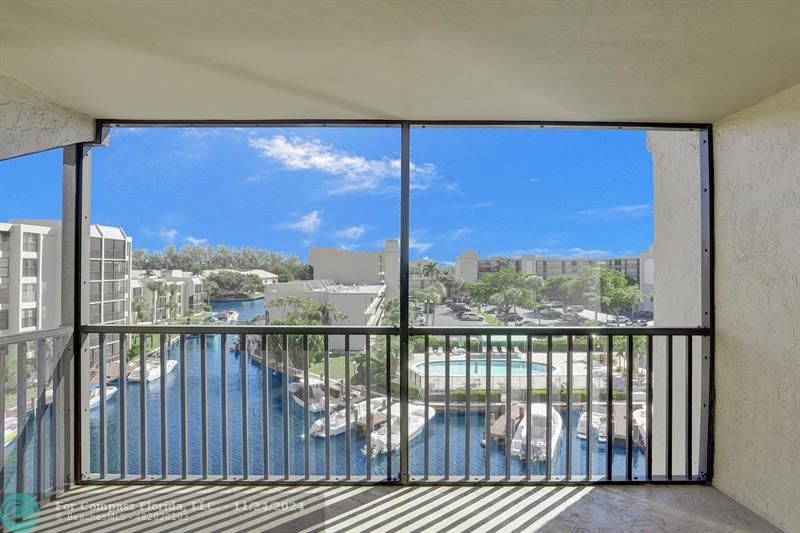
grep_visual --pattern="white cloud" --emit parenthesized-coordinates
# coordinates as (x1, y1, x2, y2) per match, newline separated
(248, 135, 437, 194)
(444, 227, 471, 240)
(143, 227, 178, 242)
(283, 210, 322, 234)
(567, 247, 611, 258)
(335, 225, 367, 240)
(184, 236, 208, 245)
(575, 204, 650, 219)
(409, 237, 432, 253)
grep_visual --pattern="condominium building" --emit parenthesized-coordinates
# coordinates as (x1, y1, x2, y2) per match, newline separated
(86, 224, 133, 367)
(0, 221, 61, 335)
(131, 269, 206, 323)
(0, 220, 132, 369)
(202, 268, 279, 286)
(455, 248, 652, 285)
(265, 279, 386, 350)
(309, 240, 399, 300)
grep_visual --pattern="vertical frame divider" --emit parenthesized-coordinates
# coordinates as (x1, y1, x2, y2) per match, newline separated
(686, 335, 693, 479)
(324, 335, 331, 480)
(424, 335, 430, 480)
(566, 335, 573, 480)
(399, 121, 411, 485)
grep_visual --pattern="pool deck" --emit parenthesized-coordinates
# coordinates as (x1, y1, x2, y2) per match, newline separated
(35, 483, 780, 532)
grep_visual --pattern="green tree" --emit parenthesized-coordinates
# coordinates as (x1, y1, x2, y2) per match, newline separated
(599, 269, 640, 323)
(266, 297, 348, 367)
(204, 271, 265, 300)
(464, 266, 534, 324)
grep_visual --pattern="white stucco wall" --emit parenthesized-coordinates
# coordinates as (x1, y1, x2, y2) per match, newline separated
(0, 75, 95, 160)
(712, 83, 800, 533)
(647, 131, 703, 480)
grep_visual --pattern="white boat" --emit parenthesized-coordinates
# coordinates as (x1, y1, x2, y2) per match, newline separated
(127, 359, 177, 382)
(216, 310, 239, 322)
(576, 402, 611, 442)
(632, 408, 647, 449)
(89, 385, 118, 409)
(4, 417, 17, 447)
(509, 404, 562, 462)
(288, 378, 327, 413)
(364, 402, 435, 457)
(310, 397, 386, 438)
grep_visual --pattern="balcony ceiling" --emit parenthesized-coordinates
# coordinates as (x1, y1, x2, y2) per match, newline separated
(2, 0, 800, 124)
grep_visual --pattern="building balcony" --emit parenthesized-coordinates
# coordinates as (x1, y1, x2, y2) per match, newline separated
(2, 2, 799, 531)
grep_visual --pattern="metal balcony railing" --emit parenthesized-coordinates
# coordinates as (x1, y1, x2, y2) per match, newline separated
(77, 324, 709, 485)
(0, 326, 73, 505)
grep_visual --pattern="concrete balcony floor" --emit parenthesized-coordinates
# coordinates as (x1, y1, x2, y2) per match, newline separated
(35, 483, 778, 532)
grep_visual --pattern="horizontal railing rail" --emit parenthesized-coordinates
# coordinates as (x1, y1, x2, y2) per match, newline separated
(78, 324, 709, 485)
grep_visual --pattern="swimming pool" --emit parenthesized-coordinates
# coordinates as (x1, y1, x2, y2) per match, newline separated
(414, 359, 550, 377)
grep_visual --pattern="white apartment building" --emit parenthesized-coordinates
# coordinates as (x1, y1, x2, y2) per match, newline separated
(455, 249, 650, 285)
(86, 224, 133, 367)
(309, 240, 399, 300)
(0, 220, 132, 370)
(265, 279, 385, 350)
(202, 268, 278, 286)
(131, 269, 206, 323)
(0, 222, 60, 335)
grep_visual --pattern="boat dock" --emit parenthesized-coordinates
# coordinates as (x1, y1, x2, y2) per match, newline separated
(489, 403, 525, 443)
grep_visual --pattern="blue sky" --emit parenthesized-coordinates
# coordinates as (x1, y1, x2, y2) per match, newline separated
(0, 127, 653, 263)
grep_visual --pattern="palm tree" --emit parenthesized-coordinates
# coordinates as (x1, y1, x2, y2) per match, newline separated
(421, 261, 442, 283)
(412, 281, 447, 325)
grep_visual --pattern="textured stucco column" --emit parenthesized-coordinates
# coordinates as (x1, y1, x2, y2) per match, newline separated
(647, 131, 703, 479)
(712, 83, 800, 533)
(0, 75, 95, 159)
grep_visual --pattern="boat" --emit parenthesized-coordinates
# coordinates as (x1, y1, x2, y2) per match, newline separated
(216, 310, 239, 322)
(4, 417, 17, 447)
(576, 402, 611, 441)
(127, 359, 178, 382)
(310, 397, 386, 438)
(632, 407, 647, 449)
(288, 378, 327, 413)
(89, 384, 118, 409)
(509, 403, 563, 462)
(364, 402, 435, 457)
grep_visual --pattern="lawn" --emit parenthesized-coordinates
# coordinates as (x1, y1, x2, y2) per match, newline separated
(309, 354, 358, 380)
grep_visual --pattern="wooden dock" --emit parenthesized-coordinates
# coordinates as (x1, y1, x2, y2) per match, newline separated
(490, 403, 525, 443)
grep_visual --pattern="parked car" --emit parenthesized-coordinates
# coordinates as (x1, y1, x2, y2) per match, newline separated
(498, 312, 524, 322)
(451, 304, 470, 314)
(633, 310, 653, 320)
(539, 308, 561, 318)
(460, 312, 483, 321)
(567, 305, 584, 313)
